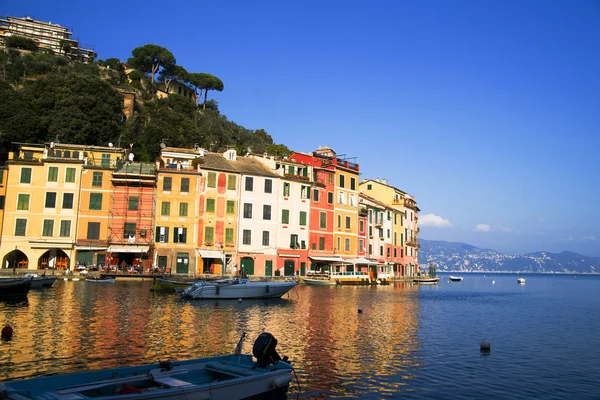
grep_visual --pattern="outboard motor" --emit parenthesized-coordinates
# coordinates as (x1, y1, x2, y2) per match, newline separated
(252, 332, 282, 368)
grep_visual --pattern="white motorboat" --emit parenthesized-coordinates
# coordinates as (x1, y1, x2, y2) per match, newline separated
(413, 277, 440, 284)
(0, 332, 293, 399)
(448, 276, 463, 282)
(87, 277, 116, 283)
(517, 278, 526, 284)
(23, 273, 58, 288)
(180, 278, 297, 300)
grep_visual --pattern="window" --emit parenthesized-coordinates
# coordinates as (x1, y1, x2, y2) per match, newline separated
(320, 212, 327, 229)
(243, 203, 253, 219)
(245, 177, 253, 191)
(367, 184, 372, 190)
(87, 222, 100, 240)
(345, 238, 350, 252)
(387, 248, 391, 257)
(0, 195, 4, 210)
(337, 237, 341, 251)
(101, 154, 110, 167)
(380, 246, 384, 256)
(282, 209, 289, 224)
(339, 175, 345, 188)
(17, 194, 30, 210)
(350, 177, 356, 190)
(283, 182, 290, 197)
(243, 229, 251, 245)
(300, 211, 307, 226)
(264, 179, 272, 193)
(204, 227, 214, 243)
(263, 204, 271, 220)
(180, 178, 189, 192)
(369, 244, 373, 255)
(92, 172, 102, 187)
(59, 220, 71, 237)
(290, 234, 299, 249)
(24, 151, 33, 160)
(161, 201, 171, 215)
(394, 232, 397, 245)
(359, 239, 364, 253)
(369, 226, 373, 237)
(179, 202, 188, 217)
(20, 167, 32, 183)
(338, 192, 346, 205)
(359, 220, 364, 232)
(65, 167, 76, 183)
(45, 192, 57, 208)
(337, 215, 341, 228)
(369, 210, 372, 223)
(328, 173, 333, 184)
(47, 167, 58, 182)
(225, 228, 234, 244)
(319, 236, 325, 250)
(313, 189, 319, 202)
(42, 220, 54, 236)
(207, 172, 216, 188)
(15, 219, 27, 236)
(387, 229, 391, 238)
(159, 177, 172, 194)
(345, 216, 351, 229)
(227, 174, 236, 190)
(226, 200, 235, 214)
(128, 196, 139, 211)
(156, 226, 169, 243)
(174, 227, 187, 243)
(349, 194, 356, 207)
(301, 185, 310, 199)
(206, 199, 215, 213)
(262, 231, 270, 246)
(124, 222, 136, 238)
(327, 192, 333, 204)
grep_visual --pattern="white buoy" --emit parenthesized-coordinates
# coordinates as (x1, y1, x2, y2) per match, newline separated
(238, 298, 242, 303)
(480, 341, 491, 351)
(492, 280, 495, 284)
(358, 308, 363, 313)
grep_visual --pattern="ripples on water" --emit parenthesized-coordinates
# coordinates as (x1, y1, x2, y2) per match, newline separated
(1, 274, 599, 399)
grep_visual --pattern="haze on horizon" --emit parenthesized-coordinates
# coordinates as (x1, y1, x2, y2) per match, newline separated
(3, 0, 599, 256)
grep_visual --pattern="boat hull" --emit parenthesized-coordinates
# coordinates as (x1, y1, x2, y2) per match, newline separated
(182, 280, 297, 299)
(151, 277, 193, 291)
(87, 278, 115, 283)
(413, 277, 440, 284)
(303, 278, 337, 286)
(0, 279, 32, 299)
(448, 276, 463, 282)
(0, 354, 292, 400)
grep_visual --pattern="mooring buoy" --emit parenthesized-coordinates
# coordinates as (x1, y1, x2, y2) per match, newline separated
(238, 298, 242, 303)
(480, 341, 491, 352)
(358, 308, 363, 313)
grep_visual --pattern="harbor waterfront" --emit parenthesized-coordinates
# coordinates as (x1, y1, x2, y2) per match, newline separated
(1, 273, 599, 399)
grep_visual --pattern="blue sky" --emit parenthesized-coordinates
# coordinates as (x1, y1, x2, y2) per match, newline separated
(4, 0, 599, 256)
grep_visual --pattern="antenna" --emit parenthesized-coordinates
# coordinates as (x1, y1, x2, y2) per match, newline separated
(160, 142, 166, 149)
(108, 142, 113, 148)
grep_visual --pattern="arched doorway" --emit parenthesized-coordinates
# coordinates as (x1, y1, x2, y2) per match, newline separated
(284, 260, 295, 276)
(240, 257, 254, 275)
(38, 249, 70, 270)
(2, 250, 28, 269)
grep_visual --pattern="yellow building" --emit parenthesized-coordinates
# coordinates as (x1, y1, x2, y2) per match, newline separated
(75, 145, 127, 268)
(360, 178, 419, 278)
(154, 147, 203, 274)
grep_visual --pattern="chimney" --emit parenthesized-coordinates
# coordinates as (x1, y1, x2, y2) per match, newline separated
(383, 178, 387, 185)
(376, 177, 380, 182)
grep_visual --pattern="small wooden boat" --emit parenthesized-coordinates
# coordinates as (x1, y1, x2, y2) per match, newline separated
(517, 278, 526, 284)
(87, 277, 116, 283)
(303, 277, 338, 286)
(0, 334, 293, 400)
(0, 278, 32, 299)
(448, 276, 463, 282)
(151, 277, 194, 291)
(413, 277, 440, 284)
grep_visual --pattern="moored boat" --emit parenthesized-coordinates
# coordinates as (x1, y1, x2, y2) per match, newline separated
(24, 273, 58, 288)
(0, 333, 293, 399)
(0, 278, 32, 299)
(448, 276, 463, 282)
(413, 277, 440, 284)
(151, 277, 194, 291)
(517, 278, 526, 284)
(180, 277, 297, 300)
(303, 277, 338, 286)
(87, 277, 116, 283)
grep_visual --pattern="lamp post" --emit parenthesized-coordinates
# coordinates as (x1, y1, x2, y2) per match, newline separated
(12, 246, 17, 275)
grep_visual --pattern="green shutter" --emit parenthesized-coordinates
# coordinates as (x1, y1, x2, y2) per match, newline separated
(89, 193, 102, 210)
(227, 175, 237, 190)
(161, 202, 170, 215)
(17, 194, 30, 210)
(208, 172, 216, 187)
(282, 209, 289, 224)
(320, 212, 327, 229)
(299, 211, 307, 226)
(20, 168, 31, 183)
(226, 200, 235, 214)
(179, 202, 188, 216)
(207, 198, 215, 212)
(65, 167, 76, 182)
(225, 228, 234, 243)
(48, 167, 58, 182)
(205, 227, 214, 243)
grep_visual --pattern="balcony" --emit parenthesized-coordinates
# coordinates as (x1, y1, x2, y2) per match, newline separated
(284, 173, 310, 181)
(406, 240, 418, 247)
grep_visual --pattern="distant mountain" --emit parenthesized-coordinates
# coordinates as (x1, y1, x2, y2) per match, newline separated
(418, 239, 599, 274)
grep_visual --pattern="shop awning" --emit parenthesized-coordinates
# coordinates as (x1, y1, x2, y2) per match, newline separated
(75, 246, 107, 251)
(346, 257, 380, 266)
(30, 242, 73, 249)
(107, 245, 149, 254)
(309, 256, 345, 263)
(197, 250, 224, 259)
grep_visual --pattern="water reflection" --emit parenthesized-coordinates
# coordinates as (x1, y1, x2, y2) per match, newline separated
(0, 280, 421, 397)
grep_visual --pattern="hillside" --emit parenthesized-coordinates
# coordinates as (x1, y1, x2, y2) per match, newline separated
(418, 239, 599, 274)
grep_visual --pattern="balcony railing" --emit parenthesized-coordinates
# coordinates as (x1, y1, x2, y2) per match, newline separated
(284, 173, 310, 181)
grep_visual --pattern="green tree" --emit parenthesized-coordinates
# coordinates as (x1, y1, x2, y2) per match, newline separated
(4, 36, 38, 51)
(265, 143, 292, 158)
(188, 72, 224, 109)
(127, 44, 175, 83)
(159, 64, 188, 94)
